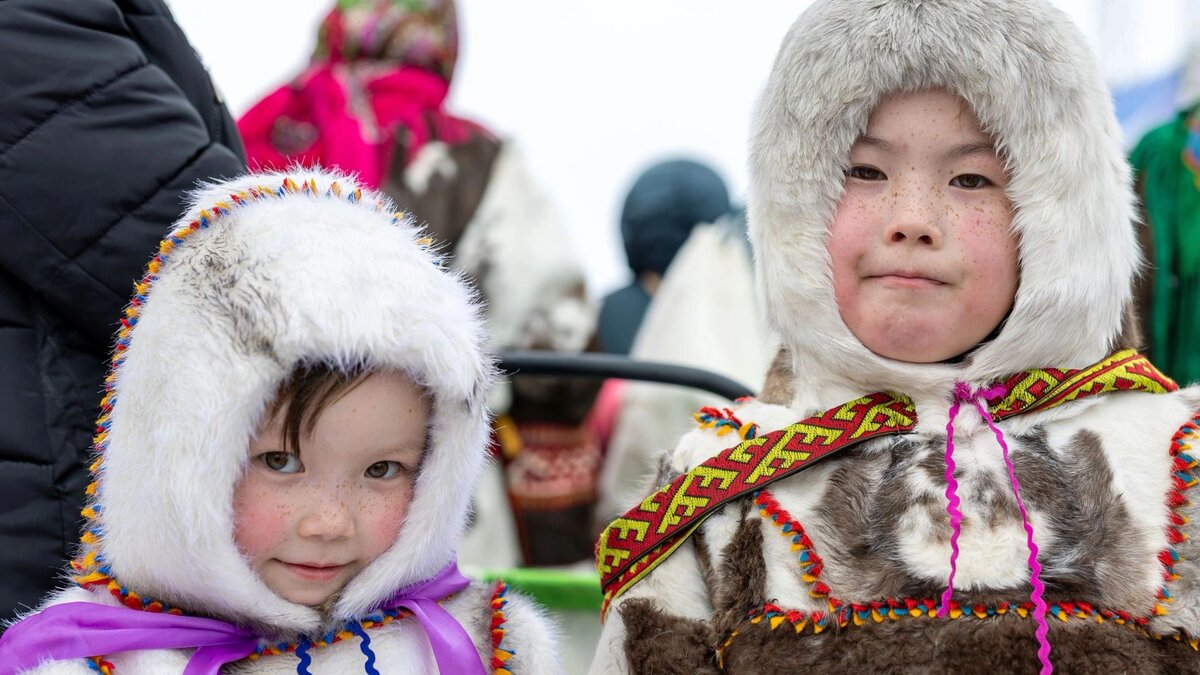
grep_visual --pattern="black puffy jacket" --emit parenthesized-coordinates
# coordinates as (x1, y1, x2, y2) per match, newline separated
(0, 0, 245, 621)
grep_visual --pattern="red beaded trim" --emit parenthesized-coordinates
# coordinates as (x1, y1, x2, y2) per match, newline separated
(754, 490, 831, 602)
(1154, 413, 1200, 619)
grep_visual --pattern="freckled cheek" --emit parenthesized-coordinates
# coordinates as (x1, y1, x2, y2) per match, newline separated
(232, 477, 299, 561)
(356, 483, 414, 559)
(962, 214, 1020, 313)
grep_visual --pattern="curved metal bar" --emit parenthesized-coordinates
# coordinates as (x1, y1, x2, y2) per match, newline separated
(497, 350, 756, 401)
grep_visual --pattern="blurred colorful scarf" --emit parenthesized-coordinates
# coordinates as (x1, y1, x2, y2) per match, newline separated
(238, 0, 488, 188)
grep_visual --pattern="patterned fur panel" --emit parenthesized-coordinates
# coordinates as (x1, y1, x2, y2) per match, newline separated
(709, 516, 770, 636)
(801, 429, 1157, 609)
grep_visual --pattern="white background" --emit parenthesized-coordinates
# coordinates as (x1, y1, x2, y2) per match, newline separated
(166, 1, 1198, 297)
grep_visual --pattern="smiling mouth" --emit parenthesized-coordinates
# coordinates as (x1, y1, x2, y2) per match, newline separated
(278, 561, 349, 581)
(869, 273, 945, 289)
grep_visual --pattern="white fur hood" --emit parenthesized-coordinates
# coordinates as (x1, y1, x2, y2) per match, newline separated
(750, 0, 1139, 412)
(71, 168, 494, 638)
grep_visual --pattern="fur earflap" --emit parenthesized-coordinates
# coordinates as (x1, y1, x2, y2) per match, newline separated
(76, 168, 494, 636)
(749, 0, 1138, 407)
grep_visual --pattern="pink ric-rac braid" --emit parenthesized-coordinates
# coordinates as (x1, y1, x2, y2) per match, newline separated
(940, 382, 1052, 674)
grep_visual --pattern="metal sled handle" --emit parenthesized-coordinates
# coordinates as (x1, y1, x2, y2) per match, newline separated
(497, 350, 756, 401)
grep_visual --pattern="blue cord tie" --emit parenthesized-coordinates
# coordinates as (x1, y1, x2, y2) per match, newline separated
(295, 637, 313, 675)
(350, 622, 381, 675)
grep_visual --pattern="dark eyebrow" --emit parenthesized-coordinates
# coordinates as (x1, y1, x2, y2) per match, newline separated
(944, 141, 997, 161)
(854, 134, 894, 152)
(853, 134, 996, 160)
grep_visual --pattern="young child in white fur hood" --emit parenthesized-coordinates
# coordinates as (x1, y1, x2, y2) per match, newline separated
(590, 1, 1200, 673)
(0, 169, 558, 674)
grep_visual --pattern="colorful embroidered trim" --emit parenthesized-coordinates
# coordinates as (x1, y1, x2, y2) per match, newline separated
(490, 580, 516, 675)
(746, 598, 1153, 633)
(66, 176, 433, 651)
(716, 597, 1199, 666)
(754, 490, 830, 602)
(596, 350, 1176, 618)
(1154, 413, 1200, 622)
(597, 391, 916, 617)
(693, 406, 758, 440)
(86, 656, 115, 674)
(597, 524, 702, 619)
(246, 607, 414, 661)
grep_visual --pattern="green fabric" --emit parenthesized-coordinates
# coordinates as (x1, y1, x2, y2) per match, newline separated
(477, 568, 602, 612)
(1130, 104, 1200, 385)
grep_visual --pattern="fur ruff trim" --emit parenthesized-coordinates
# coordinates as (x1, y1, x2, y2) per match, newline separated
(77, 168, 494, 636)
(749, 0, 1138, 407)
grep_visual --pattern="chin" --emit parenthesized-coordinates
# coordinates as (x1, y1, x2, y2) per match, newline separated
(863, 328, 969, 364)
(275, 588, 337, 608)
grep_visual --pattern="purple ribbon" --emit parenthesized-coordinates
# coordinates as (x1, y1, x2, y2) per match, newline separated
(376, 562, 487, 675)
(0, 561, 485, 675)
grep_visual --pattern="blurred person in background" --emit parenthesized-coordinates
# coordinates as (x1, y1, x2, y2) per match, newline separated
(596, 159, 732, 355)
(593, 206, 777, 527)
(590, 159, 741, 524)
(0, 0, 245, 625)
(1130, 58, 1200, 386)
(237, 0, 597, 568)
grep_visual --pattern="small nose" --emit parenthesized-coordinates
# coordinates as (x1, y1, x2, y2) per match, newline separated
(295, 492, 354, 541)
(884, 185, 943, 248)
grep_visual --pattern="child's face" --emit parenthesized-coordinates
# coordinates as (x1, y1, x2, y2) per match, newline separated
(827, 88, 1019, 363)
(233, 371, 430, 607)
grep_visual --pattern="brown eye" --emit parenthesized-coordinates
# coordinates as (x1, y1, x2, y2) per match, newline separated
(261, 452, 302, 473)
(847, 166, 885, 181)
(366, 461, 403, 479)
(950, 174, 992, 189)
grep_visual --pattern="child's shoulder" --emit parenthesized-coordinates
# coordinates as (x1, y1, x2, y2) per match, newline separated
(17, 586, 192, 674)
(1055, 385, 1200, 443)
(666, 398, 796, 474)
(436, 579, 560, 675)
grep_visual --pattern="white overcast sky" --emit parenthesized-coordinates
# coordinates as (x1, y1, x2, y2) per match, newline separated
(166, 0, 1197, 297)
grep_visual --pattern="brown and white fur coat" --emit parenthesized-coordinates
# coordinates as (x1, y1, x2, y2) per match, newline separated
(588, 1, 1200, 673)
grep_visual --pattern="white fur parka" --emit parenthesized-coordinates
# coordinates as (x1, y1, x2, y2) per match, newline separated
(590, 1, 1200, 673)
(9, 169, 558, 674)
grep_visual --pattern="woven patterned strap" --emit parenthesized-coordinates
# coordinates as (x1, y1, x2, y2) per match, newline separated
(988, 350, 1176, 418)
(597, 392, 916, 615)
(595, 350, 1176, 617)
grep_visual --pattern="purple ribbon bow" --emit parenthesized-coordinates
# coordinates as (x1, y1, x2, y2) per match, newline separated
(0, 561, 485, 675)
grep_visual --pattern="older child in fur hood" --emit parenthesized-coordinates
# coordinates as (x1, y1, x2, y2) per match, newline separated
(0, 169, 557, 674)
(589, 1, 1200, 673)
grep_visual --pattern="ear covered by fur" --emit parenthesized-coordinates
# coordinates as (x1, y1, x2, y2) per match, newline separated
(749, 0, 1138, 403)
(84, 168, 494, 636)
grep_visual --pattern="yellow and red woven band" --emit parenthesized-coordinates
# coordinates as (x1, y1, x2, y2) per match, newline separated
(595, 350, 1176, 618)
(987, 350, 1175, 419)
